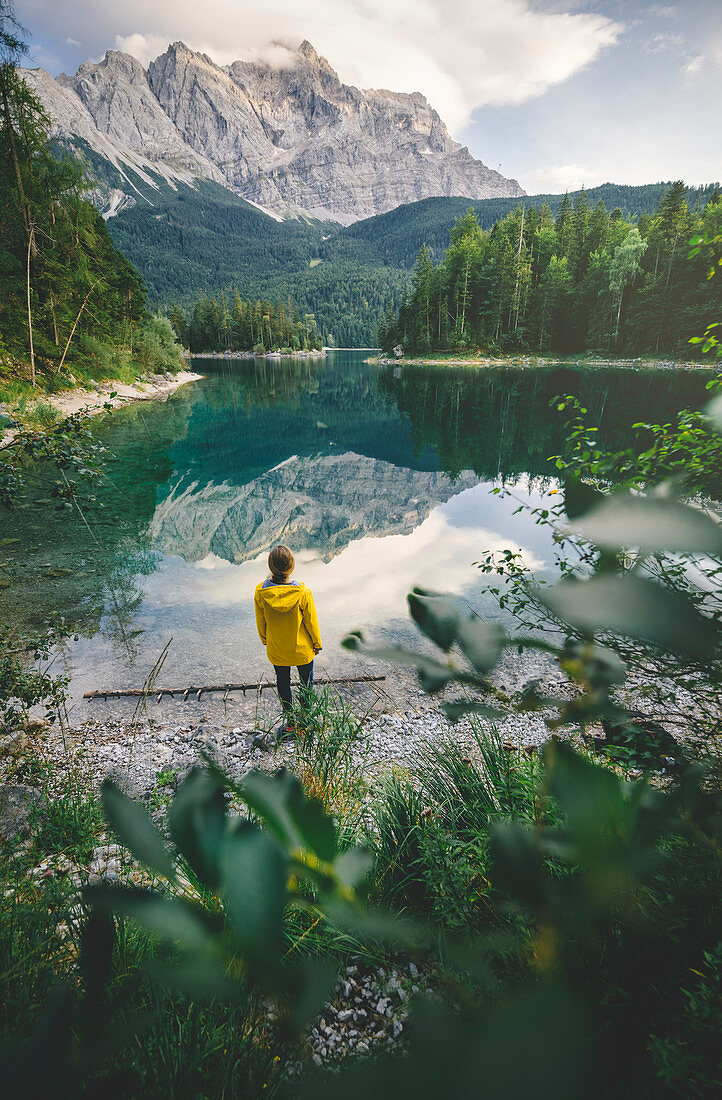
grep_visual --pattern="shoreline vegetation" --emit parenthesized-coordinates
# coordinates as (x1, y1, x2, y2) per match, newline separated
(379, 184, 722, 362)
(0, 369, 203, 447)
(366, 352, 711, 370)
(185, 348, 326, 360)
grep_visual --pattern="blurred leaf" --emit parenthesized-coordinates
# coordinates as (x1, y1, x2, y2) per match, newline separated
(443, 700, 506, 722)
(79, 912, 115, 1007)
(291, 784, 338, 862)
(559, 639, 627, 688)
(220, 825, 286, 958)
(544, 742, 626, 840)
(491, 822, 545, 911)
(334, 847, 373, 890)
(408, 588, 459, 651)
(325, 900, 423, 951)
(573, 492, 722, 554)
(145, 957, 245, 1002)
(287, 957, 339, 1030)
(706, 391, 722, 434)
(537, 573, 716, 657)
(563, 474, 605, 520)
(241, 769, 337, 861)
(341, 634, 458, 693)
(87, 887, 216, 951)
(455, 616, 505, 673)
(101, 779, 176, 882)
(543, 742, 670, 888)
(169, 767, 227, 888)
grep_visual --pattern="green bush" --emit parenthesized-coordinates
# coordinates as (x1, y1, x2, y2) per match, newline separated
(132, 315, 184, 374)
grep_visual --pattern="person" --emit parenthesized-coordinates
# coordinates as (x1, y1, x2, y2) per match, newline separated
(254, 545, 322, 734)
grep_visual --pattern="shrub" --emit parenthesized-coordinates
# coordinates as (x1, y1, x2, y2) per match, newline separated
(132, 315, 184, 374)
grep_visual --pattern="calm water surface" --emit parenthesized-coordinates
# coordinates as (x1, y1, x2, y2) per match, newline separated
(0, 351, 714, 711)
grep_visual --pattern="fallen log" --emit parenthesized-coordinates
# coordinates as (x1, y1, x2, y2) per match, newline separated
(83, 675, 386, 701)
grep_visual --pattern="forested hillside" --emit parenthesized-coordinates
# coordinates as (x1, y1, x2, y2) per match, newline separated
(380, 184, 722, 358)
(101, 166, 719, 347)
(0, 31, 183, 393)
(337, 183, 721, 268)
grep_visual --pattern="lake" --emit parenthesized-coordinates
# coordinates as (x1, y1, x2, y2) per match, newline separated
(0, 351, 714, 718)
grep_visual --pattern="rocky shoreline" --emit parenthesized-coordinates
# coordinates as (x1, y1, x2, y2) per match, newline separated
(0, 369, 203, 448)
(366, 354, 705, 370)
(184, 349, 326, 361)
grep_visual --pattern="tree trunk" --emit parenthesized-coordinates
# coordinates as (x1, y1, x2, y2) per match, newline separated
(58, 279, 101, 374)
(26, 225, 35, 384)
(459, 259, 470, 337)
(0, 72, 33, 244)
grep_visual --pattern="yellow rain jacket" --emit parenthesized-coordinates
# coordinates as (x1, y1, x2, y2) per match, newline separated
(254, 580, 322, 666)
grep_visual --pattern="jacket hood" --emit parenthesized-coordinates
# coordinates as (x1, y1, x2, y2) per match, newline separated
(257, 581, 305, 613)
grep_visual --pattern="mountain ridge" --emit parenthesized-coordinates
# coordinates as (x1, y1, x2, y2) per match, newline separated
(25, 38, 524, 224)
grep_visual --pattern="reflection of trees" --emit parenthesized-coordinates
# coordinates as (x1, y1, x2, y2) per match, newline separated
(99, 548, 160, 665)
(1, 391, 195, 639)
(197, 358, 322, 414)
(173, 357, 410, 494)
(378, 364, 715, 480)
(4, 357, 714, 654)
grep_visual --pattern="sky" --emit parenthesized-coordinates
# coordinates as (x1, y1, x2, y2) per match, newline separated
(14, 0, 722, 194)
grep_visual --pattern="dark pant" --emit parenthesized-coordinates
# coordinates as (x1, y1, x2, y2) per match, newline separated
(273, 661, 314, 714)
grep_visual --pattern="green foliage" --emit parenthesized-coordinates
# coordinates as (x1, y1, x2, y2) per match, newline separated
(346, 183, 721, 268)
(551, 385, 722, 498)
(29, 771, 104, 864)
(0, 621, 70, 731)
(130, 314, 185, 374)
(386, 183, 722, 358)
(0, 14, 182, 388)
(91, 764, 373, 993)
(176, 293, 323, 354)
(647, 941, 722, 1097)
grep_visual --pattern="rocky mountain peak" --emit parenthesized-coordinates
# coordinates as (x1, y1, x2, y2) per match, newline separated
(80, 50, 148, 83)
(297, 39, 319, 62)
(27, 37, 525, 222)
(296, 39, 333, 71)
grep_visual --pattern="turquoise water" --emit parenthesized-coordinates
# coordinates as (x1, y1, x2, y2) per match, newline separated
(0, 351, 714, 711)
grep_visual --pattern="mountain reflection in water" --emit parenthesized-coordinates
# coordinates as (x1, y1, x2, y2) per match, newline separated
(0, 351, 713, 702)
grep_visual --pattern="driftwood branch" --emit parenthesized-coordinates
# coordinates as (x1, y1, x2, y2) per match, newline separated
(83, 675, 386, 701)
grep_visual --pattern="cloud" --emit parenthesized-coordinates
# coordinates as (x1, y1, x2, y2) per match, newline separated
(650, 5, 677, 18)
(65, 37, 81, 47)
(114, 32, 175, 66)
(23, 0, 624, 132)
(521, 162, 604, 194)
(682, 54, 705, 76)
(28, 43, 62, 70)
(646, 31, 685, 54)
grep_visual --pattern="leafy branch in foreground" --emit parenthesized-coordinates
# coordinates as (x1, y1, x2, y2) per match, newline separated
(345, 476, 721, 736)
(0, 403, 110, 507)
(474, 391, 722, 739)
(0, 402, 111, 728)
(91, 765, 377, 1016)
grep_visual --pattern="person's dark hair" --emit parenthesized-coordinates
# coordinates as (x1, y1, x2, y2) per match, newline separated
(268, 545, 295, 583)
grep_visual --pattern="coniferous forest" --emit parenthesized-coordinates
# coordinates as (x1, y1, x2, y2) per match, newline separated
(380, 185, 722, 358)
(0, 33, 182, 394)
(171, 294, 323, 353)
